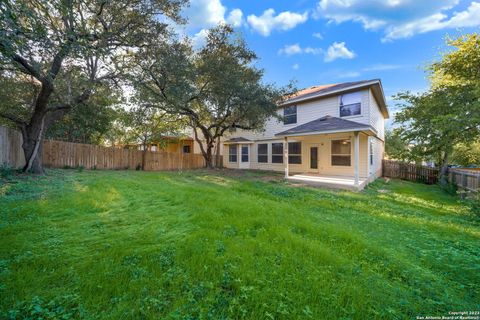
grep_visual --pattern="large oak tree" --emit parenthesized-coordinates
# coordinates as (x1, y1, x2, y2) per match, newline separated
(133, 25, 293, 167)
(0, 0, 186, 173)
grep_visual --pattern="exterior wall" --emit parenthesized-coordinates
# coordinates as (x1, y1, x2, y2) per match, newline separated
(224, 132, 370, 178)
(368, 88, 385, 141)
(368, 136, 385, 179)
(229, 89, 371, 141)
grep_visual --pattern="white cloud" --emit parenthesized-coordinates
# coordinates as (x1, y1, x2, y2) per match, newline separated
(324, 42, 356, 62)
(183, 0, 226, 30)
(312, 32, 323, 39)
(278, 44, 323, 56)
(383, 2, 480, 41)
(278, 44, 303, 56)
(336, 71, 361, 79)
(247, 9, 309, 36)
(315, 0, 480, 41)
(191, 29, 209, 49)
(304, 47, 323, 55)
(292, 63, 300, 70)
(227, 8, 244, 27)
(362, 64, 403, 71)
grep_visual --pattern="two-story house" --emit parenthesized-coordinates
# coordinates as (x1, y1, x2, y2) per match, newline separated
(221, 79, 389, 190)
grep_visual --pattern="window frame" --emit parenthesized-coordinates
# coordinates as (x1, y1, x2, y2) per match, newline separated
(228, 145, 238, 163)
(331, 139, 351, 167)
(182, 145, 191, 154)
(288, 142, 302, 164)
(241, 145, 249, 162)
(339, 92, 362, 118)
(257, 143, 268, 163)
(283, 105, 297, 125)
(369, 140, 374, 166)
(271, 143, 283, 164)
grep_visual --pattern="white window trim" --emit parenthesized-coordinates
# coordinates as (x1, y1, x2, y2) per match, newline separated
(338, 92, 362, 119)
(283, 105, 297, 125)
(288, 142, 302, 165)
(257, 143, 268, 163)
(229, 145, 238, 163)
(271, 142, 284, 164)
(331, 139, 352, 167)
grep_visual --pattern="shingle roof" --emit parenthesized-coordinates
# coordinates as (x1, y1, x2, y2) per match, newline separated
(282, 79, 380, 105)
(224, 137, 252, 143)
(275, 116, 376, 136)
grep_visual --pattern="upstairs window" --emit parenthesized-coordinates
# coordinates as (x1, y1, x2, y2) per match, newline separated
(258, 144, 268, 163)
(331, 139, 351, 166)
(288, 142, 302, 164)
(340, 92, 361, 117)
(283, 105, 297, 125)
(272, 143, 283, 163)
(229, 145, 237, 163)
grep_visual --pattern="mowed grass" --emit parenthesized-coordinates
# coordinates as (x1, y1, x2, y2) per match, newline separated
(0, 169, 479, 319)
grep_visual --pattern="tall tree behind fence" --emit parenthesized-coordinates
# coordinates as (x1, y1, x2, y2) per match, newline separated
(382, 159, 439, 184)
(0, 126, 26, 168)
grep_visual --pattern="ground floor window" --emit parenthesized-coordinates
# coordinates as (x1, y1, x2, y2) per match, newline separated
(272, 143, 283, 163)
(288, 142, 302, 164)
(241, 145, 249, 162)
(331, 139, 351, 166)
(369, 141, 374, 165)
(183, 145, 191, 153)
(229, 145, 237, 162)
(257, 144, 268, 163)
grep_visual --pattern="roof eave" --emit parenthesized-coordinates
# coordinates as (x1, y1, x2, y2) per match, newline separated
(279, 80, 381, 106)
(279, 79, 390, 119)
(275, 126, 377, 138)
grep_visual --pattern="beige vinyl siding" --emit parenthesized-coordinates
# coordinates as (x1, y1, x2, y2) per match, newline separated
(368, 136, 384, 179)
(227, 89, 372, 141)
(246, 132, 369, 178)
(368, 88, 385, 140)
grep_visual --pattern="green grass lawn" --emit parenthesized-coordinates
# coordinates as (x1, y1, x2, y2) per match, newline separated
(0, 169, 479, 319)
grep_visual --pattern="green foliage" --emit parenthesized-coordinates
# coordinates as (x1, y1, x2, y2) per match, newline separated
(46, 85, 123, 144)
(0, 170, 478, 319)
(464, 193, 480, 217)
(133, 25, 294, 166)
(451, 141, 480, 166)
(6, 294, 87, 320)
(385, 129, 417, 162)
(0, 164, 17, 180)
(393, 32, 480, 172)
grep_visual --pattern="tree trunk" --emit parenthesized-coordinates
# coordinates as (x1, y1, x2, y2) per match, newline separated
(192, 126, 215, 169)
(214, 136, 221, 168)
(439, 151, 450, 185)
(21, 113, 47, 174)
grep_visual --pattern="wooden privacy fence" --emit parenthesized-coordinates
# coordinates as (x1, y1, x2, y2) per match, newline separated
(0, 126, 26, 168)
(449, 169, 480, 192)
(42, 140, 221, 170)
(382, 159, 439, 184)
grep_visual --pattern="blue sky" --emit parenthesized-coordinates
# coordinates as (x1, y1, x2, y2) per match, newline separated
(179, 0, 480, 115)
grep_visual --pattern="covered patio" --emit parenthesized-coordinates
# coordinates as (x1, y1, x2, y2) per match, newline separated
(275, 116, 377, 191)
(287, 173, 368, 191)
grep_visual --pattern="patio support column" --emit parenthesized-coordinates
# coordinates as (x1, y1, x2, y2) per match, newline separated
(284, 136, 289, 179)
(354, 131, 360, 186)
